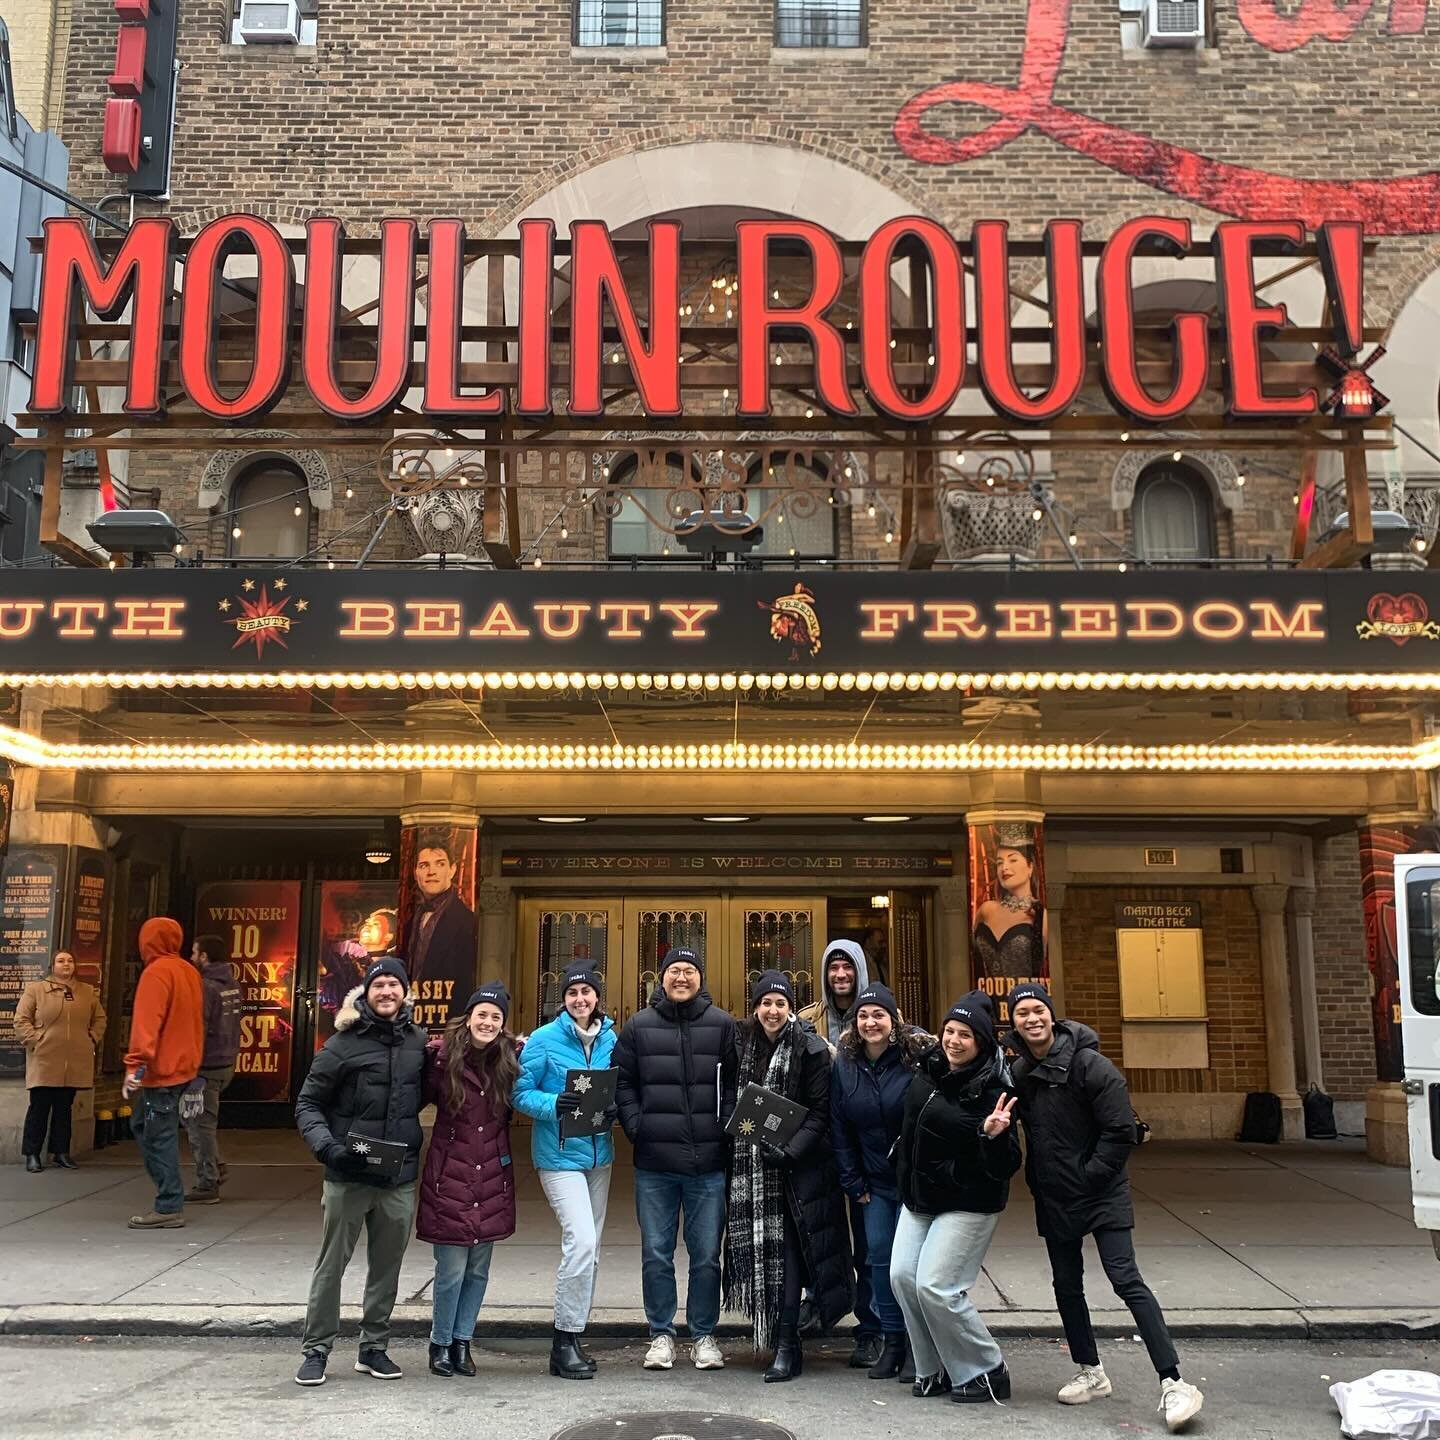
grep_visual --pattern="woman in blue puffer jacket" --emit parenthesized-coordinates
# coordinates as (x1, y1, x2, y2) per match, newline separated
(514, 964, 618, 1380)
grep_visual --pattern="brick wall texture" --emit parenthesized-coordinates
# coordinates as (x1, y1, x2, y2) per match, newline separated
(1313, 832, 1377, 1101)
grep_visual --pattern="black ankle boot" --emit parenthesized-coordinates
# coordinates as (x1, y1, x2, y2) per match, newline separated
(952, 1362, 1011, 1404)
(869, 1331, 908, 1379)
(448, 1339, 475, 1376)
(572, 1334, 597, 1373)
(763, 1323, 803, 1383)
(50, 1154, 77, 1170)
(897, 1339, 916, 1385)
(428, 1342, 454, 1377)
(550, 1328, 592, 1380)
(24, 1155, 42, 1174)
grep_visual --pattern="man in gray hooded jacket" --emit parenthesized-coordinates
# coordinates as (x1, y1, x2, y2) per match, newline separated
(800, 939, 869, 1047)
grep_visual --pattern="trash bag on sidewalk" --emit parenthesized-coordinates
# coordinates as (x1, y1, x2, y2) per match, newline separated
(1330, 1370, 1440, 1439)
(1304, 1083, 1339, 1140)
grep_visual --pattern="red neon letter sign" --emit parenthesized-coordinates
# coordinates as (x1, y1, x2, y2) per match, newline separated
(422, 219, 505, 418)
(736, 220, 856, 418)
(31, 215, 173, 415)
(1097, 216, 1209, 424)
(177, 214, 292, 421)
(515, 219, 556, 417)
(303, 217, 418, 421)
(972, 218, 1086, 423)
(568, 220, 681, 418)
(859, 216, 965, 422)
(1212, 221, 1316, 419)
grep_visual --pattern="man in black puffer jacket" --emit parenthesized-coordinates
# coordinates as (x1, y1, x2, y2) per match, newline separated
(293, 957, 427, 1388)
(1008, 984, 1203, 1433)
(614, 947, 737, 1372)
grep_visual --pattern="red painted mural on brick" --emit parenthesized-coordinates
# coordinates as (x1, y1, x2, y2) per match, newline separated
(894, 0, 1440, 235)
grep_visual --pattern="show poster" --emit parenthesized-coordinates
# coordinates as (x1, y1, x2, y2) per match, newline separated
(66, 848, 111, 989)
(968, 818, 1048, 1023)
(0, 845, 67, 1077)
(397, 823, 478, 1032)
(316, 879, 398, 1048)
(194, 880, 302, 1103)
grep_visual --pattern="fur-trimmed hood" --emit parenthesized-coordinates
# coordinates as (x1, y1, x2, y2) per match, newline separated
(334, 982, 419, 1033)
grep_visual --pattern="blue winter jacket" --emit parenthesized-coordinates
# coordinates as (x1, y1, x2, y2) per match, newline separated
(514, 1010, 618, 1171)
(830, 1040, 912, 1201)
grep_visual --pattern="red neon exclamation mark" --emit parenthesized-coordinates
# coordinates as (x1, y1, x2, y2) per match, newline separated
(1317, 221, 1365, 357)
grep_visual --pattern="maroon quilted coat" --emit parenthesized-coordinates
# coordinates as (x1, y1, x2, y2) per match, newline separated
(416, 1036, 518, 1247)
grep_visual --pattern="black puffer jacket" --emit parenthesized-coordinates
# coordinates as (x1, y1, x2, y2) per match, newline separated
(1010, 1021, 1135, 1239)
(731, 1019, 855, 1332)
(295, 985, 428, 1187)
(615, 987, 738, 1174)
(895, 1045, 1020, 1216)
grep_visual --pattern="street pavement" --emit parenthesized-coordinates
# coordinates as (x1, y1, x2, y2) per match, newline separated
(0, 1135, 1436, 1338)
(0, 1334, 1433, 1438)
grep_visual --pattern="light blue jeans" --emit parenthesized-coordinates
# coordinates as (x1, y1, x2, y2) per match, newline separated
(890, 1205, 1003, 1387)
(634, 1168, 725, 1338)
(430, 1242, 494, 1345)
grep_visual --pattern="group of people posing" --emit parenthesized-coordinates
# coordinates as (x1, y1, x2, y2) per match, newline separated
(289, 939, 1205, 1432)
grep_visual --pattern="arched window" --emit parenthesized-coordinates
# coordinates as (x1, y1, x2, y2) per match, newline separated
(228, 462, 311, 559)
(1134, 461, 1216, 563)
(746, 458, 837, 559)
(607, 453, 699, 558)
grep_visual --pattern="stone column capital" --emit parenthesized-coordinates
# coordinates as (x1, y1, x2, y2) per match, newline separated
(964, 806, 1045, 827)
(1288, 887, 1317, 918)
(936, 879, 969, 913)
(475, 883, 512, 914)
(1252, 883, 1290, 916)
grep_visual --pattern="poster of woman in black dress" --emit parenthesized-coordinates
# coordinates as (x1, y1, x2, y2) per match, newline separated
(969, 819, 1048, 1024)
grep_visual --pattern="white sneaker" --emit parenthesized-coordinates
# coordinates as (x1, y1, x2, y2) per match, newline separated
(692, 1335, 725, 1369)
(643, 1333, 676, 1370)
(1159, 1378, 1204, 1432)
(1058, 1364, 1113, 1405)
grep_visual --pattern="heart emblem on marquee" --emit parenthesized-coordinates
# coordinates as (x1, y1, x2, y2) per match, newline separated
(1356, 592, 1440, 645)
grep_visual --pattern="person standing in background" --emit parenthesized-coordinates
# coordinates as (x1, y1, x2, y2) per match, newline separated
(123, 918, 204, 1229)
(15, 950, 106, 1171)
(183, 934, 240, 1204)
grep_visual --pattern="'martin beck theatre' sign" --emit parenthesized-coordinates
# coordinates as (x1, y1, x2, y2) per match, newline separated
(30, 213, 1372, 427)
(0, 570, 1432, 676)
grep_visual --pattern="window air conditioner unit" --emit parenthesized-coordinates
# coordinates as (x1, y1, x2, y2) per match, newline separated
(238, 0, 302, 44)
(1141, 0, 1205, 47)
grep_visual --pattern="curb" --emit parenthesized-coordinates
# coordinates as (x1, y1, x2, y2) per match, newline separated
(2, 1304, 1437, 1342)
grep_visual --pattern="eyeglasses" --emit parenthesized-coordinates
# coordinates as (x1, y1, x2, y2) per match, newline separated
(665, 966, 700, 980)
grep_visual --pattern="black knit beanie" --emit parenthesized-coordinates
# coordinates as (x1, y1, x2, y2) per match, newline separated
(465, 980, 510, 1023)
(364, 956, 409, 997)
(562, 965, 603, 995)
(853, 982, 901, 1027)
(659, 946, 704, 982)
(750, 968, 795, 1009)
(943, 991, 997, 1052)
(1006, 982, 1055, 1020)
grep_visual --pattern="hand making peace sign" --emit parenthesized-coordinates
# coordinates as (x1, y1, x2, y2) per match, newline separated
(982, 1091, 1018, 1138)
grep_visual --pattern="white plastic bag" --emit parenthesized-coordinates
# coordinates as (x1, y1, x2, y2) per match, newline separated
(1330, 1371, 1440, 1440)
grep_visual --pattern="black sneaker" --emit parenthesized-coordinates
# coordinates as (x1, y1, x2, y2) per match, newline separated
(355, 1349, 402, 1379)
(295, 1350, 327, 1386)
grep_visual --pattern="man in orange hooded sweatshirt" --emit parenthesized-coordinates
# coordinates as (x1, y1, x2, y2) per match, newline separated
(123, 917, 204, 1228)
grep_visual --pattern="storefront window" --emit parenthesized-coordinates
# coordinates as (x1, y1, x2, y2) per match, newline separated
(1406, 873, 1440, 1017)
(1134, 460, 1216, 563)
(574, 0, 664, 46)
(775, 0, 865, 47)
(228, 462, 311, 559)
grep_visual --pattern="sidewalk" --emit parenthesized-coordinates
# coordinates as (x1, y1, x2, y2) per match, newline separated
(1, 1135, 1435, 1340)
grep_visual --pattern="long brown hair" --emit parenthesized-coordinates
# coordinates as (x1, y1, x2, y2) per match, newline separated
(440, 1012, 519, 1116)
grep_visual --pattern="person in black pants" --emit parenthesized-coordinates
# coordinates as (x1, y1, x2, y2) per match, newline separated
(1007, 983, 1204, 1434)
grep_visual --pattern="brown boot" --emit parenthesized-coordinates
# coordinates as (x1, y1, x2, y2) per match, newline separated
(185, 1187, 221, 1204)
(128, 1210, 185, 1229)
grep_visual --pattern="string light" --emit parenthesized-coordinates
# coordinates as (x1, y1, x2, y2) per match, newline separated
(345, 486, 354, 499)
(231, 525, 242, 539)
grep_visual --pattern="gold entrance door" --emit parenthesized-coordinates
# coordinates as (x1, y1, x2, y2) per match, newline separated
(731, 896, 827, 1018)
(515, 898, 622, 1032)
(887, 889, 932, 1027)
(618, 899, 725, 1028)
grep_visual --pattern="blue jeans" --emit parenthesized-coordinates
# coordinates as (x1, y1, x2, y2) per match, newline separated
(430, 1242, 494, 1344)
(131, 1084, 185, 1215)
(861, 1192, 905, 1332)
(634, 1168, 725, 1338)
(848, 1194, 881, 1336)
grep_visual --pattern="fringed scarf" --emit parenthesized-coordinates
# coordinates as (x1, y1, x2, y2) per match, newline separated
(723, 1018, 799, 1351)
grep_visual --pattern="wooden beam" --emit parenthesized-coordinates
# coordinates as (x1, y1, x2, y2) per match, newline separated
(38, 435, 106, 567)
(1299, 526, 1373, 569)
(1343, 444, 1374, 545)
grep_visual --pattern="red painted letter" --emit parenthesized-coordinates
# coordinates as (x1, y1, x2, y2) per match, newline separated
(1097, 217, 1209, 424)
(423, 219, 505, 418)
(568, 220, 681, 418)
(859, 216, 965, 422)
(178, 214, 292, 421)
(737, 220, 856, 418)
(515, 219, 556, 417)
(1212, 221, 1316, 419)
(31, 215, 173, 415)
(973, 219, 1086, 424)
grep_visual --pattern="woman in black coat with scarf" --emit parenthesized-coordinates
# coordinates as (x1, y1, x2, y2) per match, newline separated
(723, 970, 853, 1383)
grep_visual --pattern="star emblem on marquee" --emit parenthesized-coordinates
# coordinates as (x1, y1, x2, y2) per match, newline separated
(241, 578, 255, 592)
(295, 599, 309, 613)
(273, 577, 288, 591)
(219, 579, 306, 660)
(217, 598, 231, 613)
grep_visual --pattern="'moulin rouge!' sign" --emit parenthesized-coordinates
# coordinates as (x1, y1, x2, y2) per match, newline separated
(30, 213, 1374, 428)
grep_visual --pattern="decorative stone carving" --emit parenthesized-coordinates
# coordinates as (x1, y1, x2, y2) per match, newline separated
(941, 488, 1044, 562)
(1313, 466, 1440, 565)
(1110, 449, 1244, 514)
(198, 432, 334, 511)
(403, 484, 493, 562)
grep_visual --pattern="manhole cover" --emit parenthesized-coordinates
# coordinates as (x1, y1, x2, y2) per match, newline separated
(551, 1414, 796, 1440)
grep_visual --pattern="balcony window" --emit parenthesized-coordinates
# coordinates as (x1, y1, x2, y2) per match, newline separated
(574, 1, 664, 47)
(775, 0, 865, 48)
(1133, 460, 1216, 563)
(228, 461, 311, 559)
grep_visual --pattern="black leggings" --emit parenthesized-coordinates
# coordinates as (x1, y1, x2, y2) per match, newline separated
(23, 1086, 77, 1157)
(779, 1210, 806, 1329)
(1044, 1227, 1179, 1379)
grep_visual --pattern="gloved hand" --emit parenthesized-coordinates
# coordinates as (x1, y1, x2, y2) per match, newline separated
(556, 1090, 584, 1115)
(759, 1137, 791, 1166)
(600, 1104, 619, 1128)
(325, 1141, 368, 1173)
(179, 1080, 206, 1122)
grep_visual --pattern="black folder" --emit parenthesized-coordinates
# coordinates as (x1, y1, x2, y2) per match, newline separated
(559, 1066, 619, 1139)
(725, 1080, 808, 1150)
(345, 1131, 407, 1180)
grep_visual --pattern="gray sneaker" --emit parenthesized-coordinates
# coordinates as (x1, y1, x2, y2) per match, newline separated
(643, 1333, 675, 1370)
(692, 1336, 725, 1370)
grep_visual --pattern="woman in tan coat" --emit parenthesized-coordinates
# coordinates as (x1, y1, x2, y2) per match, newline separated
(14, 951, 106, 1172)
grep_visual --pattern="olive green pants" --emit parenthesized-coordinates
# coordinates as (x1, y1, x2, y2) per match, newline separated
(301, 1179, 417, 1356)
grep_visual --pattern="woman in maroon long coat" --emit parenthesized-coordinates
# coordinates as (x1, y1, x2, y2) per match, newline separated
(418, 981, 520, 1378)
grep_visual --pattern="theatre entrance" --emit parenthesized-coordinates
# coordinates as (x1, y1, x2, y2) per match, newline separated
(514, 891, 931, 1032)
